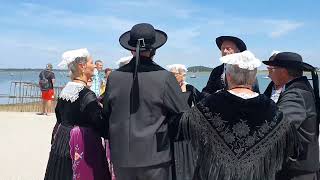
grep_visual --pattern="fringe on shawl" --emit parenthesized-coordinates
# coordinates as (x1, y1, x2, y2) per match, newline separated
(179, 106, 300, 180)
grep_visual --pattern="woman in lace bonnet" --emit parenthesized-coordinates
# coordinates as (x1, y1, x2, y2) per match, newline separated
(174, 51, 299, 180)
(45, 48, 111, 180)
(67, 54, 95, 83)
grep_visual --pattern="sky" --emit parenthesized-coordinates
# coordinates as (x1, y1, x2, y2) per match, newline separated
(0, 0, 319, 69)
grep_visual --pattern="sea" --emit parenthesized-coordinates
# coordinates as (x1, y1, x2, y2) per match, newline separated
(0, 69, 272, 104)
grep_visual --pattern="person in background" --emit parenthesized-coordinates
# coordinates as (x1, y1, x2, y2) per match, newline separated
(90, 60, 104, 97)
(100, 68, 112, 96)
(167, 64, 200, 180)
(100, 67, 116, 180)
(38, 63, 55, 115)
(202, 36, 259, 98)
(167, 64, 201, 107)
(45, 48, 111, 180)
(263, 52, 320, 180)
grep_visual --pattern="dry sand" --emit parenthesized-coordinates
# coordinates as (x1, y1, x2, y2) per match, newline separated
(0, 112, 56, 180)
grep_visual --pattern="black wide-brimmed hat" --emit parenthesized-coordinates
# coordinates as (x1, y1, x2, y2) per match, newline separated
(262, 52, 315, 71)
(119, 23, 167, 51)
(216, 36, 247, 52)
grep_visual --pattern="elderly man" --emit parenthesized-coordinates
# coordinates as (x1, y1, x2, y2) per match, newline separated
(103, 23, 189, 180)
(202, 36, 259, 97)
(263, 52, 320, 180)
(172, 51, 299, 180)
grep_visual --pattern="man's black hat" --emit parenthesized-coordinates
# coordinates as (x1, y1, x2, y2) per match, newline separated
(119, 23, 167, 51)
(262, 52, 315, 71)
(216, 36, 247, 52)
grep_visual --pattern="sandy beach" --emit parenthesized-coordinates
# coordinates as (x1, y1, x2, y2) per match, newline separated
(0, 112, 56, 180)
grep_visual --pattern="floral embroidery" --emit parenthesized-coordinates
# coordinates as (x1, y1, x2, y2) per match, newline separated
(221, 129, 235, 144)
(232, 120, 250, 137)
(72, 144, 83, 180)
(245, 134, 257, 147)
(204, 111, 278, 156)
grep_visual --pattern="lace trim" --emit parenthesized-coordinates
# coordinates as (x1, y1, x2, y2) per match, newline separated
(228, 90, 259, 99)
(180, 105, 297, 180)
(59, 82, 85, 102)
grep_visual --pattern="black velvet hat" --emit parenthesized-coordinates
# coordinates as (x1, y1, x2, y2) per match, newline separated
(119, 23, 167, 51)
(216, 36, 247, 52)
(262, 52, 315, 71)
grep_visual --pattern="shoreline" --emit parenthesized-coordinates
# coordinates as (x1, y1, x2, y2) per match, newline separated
(0, 101, 57, 112)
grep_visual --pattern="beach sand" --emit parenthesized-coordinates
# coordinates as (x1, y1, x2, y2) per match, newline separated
(0, 112, 56, 180)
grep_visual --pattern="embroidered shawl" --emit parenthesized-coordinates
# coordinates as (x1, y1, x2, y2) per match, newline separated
(178, 91, 299, 180)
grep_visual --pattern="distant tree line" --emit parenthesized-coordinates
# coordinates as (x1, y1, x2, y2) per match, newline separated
(187, 66, 213, 72)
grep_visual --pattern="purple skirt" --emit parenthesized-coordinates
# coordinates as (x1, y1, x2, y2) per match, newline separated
(45, 125, 111, 180)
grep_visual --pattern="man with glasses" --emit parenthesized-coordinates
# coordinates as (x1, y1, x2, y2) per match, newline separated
(264, 51, 285, 102)
(263, 52, 319, 180)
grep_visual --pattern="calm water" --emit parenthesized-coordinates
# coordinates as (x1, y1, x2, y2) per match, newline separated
(0, 69, 271, 104)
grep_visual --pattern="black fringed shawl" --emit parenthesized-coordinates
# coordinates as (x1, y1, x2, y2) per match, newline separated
(178, 91, 299, 180)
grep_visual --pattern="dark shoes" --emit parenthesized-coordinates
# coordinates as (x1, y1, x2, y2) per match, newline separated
(36, 112, 48, 115)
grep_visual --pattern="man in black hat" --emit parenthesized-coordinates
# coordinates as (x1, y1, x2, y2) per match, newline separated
(202, 36, 260, 97)
(103, 23, 189, 180)
(263, 52, 320, 180)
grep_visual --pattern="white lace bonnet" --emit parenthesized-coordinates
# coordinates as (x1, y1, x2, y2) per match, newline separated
(58, 48, 90, 68)
(220, 50, 261, 70)
(116, 55, 133, 68)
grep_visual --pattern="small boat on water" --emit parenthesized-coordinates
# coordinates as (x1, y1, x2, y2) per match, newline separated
(190, 74, 197, 78)
(262, 76, 269, 79)
(9, 73, 14, 76)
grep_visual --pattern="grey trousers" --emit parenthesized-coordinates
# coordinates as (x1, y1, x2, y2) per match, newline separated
(114, 163, 172, 180)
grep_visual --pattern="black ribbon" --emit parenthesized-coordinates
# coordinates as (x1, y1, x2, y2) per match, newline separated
(311, 71, 320, 135)
(129, 41, 142, 114)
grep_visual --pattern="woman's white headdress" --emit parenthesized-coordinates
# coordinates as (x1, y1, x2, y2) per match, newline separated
(116, 55, 133, 68)
(220, 50, 261, 70)
(58, 48, 90, 68)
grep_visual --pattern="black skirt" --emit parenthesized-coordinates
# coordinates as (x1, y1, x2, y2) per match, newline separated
(44, 125, 73, 180)
(174, 141, 196, 180)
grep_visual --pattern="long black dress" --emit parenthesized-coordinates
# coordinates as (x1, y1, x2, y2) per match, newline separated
(174, 90, 300, 180)
(44, 82, 111, 180)
(174, 84, 201, 180)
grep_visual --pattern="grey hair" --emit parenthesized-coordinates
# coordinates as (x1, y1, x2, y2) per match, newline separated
(68, 56, 88, 79)
(167, 64, 187, 75)
(287, 68, 303, 78)
(95, 60, 103, 64)
(225, 64, 257, 87)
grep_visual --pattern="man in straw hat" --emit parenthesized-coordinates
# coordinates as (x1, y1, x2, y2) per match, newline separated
(202, 36, 260, 97)
(103, 23, 189, 180)
(263, 52, 320, 180)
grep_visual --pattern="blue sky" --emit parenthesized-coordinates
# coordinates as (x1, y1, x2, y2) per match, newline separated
(0, 0, 319, 69)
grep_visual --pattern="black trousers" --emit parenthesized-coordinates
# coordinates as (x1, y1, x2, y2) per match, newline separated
(114, 163, 172, 180)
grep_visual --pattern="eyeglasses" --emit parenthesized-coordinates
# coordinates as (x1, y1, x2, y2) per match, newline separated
(267, 66, 280, 70)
